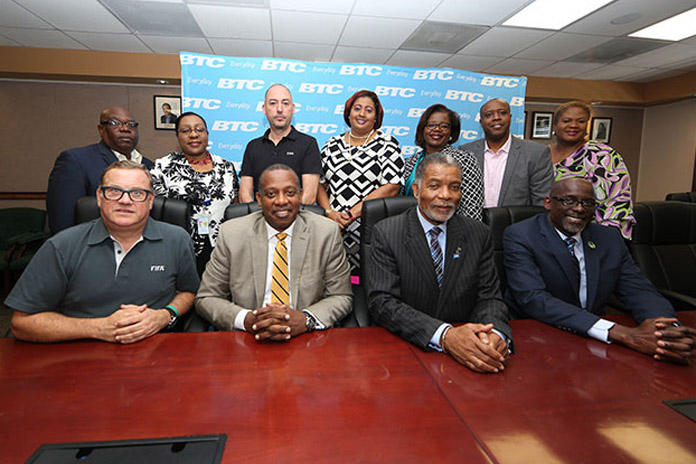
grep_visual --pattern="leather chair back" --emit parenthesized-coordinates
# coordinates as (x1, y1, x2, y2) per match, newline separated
(74, 196, 191, 233)
(665, 192, 696, 203)
(483, 205, 545, 292)
(630, 201, 696, 307)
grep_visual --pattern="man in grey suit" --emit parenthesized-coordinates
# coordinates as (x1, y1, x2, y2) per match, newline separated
(460, 98, 553, 207)
(368, 153, 512, 373)
(196, 164, 352, 340)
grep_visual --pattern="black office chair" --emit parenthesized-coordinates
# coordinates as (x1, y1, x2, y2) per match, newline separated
(223, 202, 325, 222)
(74, 195, 192, 232)
(356, 197, 418, 327)
(629, 201, 696, 310)
(665, 192, 696, 203)
(482, 205, 545, 293)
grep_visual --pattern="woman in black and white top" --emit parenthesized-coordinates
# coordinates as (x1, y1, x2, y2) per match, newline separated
(150, 112, 239, 274)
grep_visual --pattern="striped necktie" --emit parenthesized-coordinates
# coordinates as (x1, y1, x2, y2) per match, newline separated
(271, 232, 289, 305)
(428, 227, 444, 287)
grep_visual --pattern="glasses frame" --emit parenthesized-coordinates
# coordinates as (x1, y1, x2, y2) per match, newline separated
(100, 119, 139, 129)
(551, 195, 597, 209)
(99, 186, 153, 203)
(425, 122, 452, 131)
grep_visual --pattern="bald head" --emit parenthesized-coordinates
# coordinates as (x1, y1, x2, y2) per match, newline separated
(97, 106, 139, 156)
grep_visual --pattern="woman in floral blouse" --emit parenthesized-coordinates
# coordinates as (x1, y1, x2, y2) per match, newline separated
(151, 112, 239, 274)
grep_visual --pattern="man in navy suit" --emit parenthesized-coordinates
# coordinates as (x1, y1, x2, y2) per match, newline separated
(368, 153, 512, 374)
(504, 177, 696, 363)
(47, 105, 154, 234)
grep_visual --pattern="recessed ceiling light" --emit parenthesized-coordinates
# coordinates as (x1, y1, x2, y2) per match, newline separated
(502, 0, 613, 30)
(629, 7, 696, 41)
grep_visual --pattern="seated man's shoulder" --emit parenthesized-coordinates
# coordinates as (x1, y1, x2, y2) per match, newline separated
(49, 221, 95, 247)
(452, 213, 490, 237)
(149, 219, 191, 242)
(218, 211, 263, 235)
(298, 210, 338, 231)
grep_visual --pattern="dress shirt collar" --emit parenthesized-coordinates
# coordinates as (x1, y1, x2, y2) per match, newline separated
(111, 148, 143, 164)
(416, 207, 448, 236)
(484, 134, 512, 156)
(265, 219, 296, 242)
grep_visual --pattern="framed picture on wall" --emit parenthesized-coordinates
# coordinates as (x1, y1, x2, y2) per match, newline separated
(591, 117, 612, 143)
(154, 95, 181, 130)
(531, 112, 552, 139)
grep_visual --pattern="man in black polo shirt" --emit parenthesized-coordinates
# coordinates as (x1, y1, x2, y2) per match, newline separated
(239, 84, 321, 205)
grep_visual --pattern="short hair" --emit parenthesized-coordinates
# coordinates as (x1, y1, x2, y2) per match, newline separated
(414, 104, 462, 149)
(265, 83, 292, 101)
(175, 112, 207, 132)
(343, 90, 384, 130)
(258, 163, 301, 192)
(550, 176, 594, 197)
(553, 101, 591, 126)
(162, 103, 171, 110)
(413, 152, 462, 187)
(100, 160, 153, 190)
(479, 98, 510, 118)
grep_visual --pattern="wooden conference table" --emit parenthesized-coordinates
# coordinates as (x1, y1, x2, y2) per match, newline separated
(1, 313, 695, 463)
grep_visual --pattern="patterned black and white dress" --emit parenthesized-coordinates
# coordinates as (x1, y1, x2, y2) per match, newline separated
(402, 145, 484, 221)
(320, 131, 404, 274)
(151, 151, 239, 257)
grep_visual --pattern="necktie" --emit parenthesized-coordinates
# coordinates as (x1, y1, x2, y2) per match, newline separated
(564, 237, 580, 274)
(271, 232, 289, 305)
(428, 227, 444, 287)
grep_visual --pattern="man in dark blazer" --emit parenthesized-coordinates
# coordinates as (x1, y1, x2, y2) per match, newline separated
(504, 177, 696, 363)
(460, 98, 553, 207)
(368, 153, 512, 374)
(47, 105, 154, 234)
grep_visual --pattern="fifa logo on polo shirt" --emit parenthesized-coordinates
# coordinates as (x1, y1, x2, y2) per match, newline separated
(286, 151, 295, 156)
(150, 265, 165, 272)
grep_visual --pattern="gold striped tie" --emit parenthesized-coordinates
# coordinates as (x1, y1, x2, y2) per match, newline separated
(271, 232, 289, 305)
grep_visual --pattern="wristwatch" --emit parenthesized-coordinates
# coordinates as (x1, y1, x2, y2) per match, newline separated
(163, 306, 178, 329)
(303, 311, 319, 332)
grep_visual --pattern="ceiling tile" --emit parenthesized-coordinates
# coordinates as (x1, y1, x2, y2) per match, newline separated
(339, 16, 420, 48)
(272, 10, 346, 44)
(101, 0, 202, 37)
(485, 57, 553, 75)
(0, 0, 51, 28)
(0, 26, 86, 49)
(0, 34, 21, 46)
(565, 0, 696, 37)
(274, 41, 334, 61)
(386, 50, 451, 67)
(352, 0, 440, 20)
(458, 26, 552, 57)
(189, 4, 271, 39)
(14, 0, 129, 33)
(138, 35, 212, 54)
(615, 42, 696, 68)
(331, 45, 394, 64)
(515, 32, 611, 61)
(428, 0, 531, 26)
(573, 64, 651, 81)
(269, 0, 354, 14)
(65, 32, 151, 53)
(530, 61, 604, 78)
(208, 38, 273, 57)
(439, 54, 505, 71)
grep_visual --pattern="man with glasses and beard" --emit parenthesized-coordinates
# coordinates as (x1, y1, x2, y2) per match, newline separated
(368, 153, 512, 374)
(504, 177, 696, 364)
(6, 161, 199, 344)
(47, 105, 154, 234)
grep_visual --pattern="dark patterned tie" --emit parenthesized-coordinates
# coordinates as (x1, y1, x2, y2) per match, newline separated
(271, 233, 289, 305)
(564, 237, 580, 274)
(429, 227, 444, 287)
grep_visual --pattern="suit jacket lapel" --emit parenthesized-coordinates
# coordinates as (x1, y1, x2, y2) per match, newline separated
(98, 142, 119, 164)
(289, 214, 308, 307)
(251, 215, 268, 307)
(405, 209, 438, 288)
(438, 218, 467, 312)
(581, 228, 600, 312)
(473, 140, 485, 169)
(539, 215, 581, 301)
(498, 137, 520, 206)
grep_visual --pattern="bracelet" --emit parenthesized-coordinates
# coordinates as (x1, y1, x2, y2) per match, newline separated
(440, 326, 451, 354)
(325, 208, 334, 215)
(165, 304, 179, 317)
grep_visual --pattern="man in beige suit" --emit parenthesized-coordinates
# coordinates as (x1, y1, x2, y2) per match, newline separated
(195, 163, 352, 340)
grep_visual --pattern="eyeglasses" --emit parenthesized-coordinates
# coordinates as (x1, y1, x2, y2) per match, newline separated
(100, 186, 152, 202)
(425, 122, 451, 131)
(100, 119, 139, 129)
(178, 127, 207, 135)
(551, 196, 597, 209)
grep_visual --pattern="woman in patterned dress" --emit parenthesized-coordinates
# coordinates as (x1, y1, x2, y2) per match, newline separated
(402, 104, 484, 221)
(317, 90, 405, 276)
(550, 101, 635, 239)
(150, 112, 239, 274)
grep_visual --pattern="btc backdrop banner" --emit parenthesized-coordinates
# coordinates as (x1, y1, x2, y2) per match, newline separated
(180, 52, 527, 166)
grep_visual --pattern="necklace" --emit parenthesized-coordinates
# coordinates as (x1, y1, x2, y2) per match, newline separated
(186, 151, 212, 166)
(345, 130, 374, 161)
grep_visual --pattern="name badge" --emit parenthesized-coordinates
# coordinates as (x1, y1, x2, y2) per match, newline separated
(197, 216, 210, 235)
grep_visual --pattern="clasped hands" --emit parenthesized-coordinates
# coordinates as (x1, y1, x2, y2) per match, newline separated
(326, 208, 357, 230)
(244, 303, 307, 342)
(442, 323, 509, 374)
(99, 304, 170, 344)
(612, 317, 696, 364)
